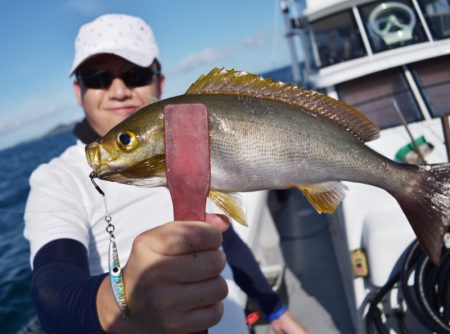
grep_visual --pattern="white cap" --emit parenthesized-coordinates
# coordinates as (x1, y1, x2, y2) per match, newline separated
(70, 14, 160, 75)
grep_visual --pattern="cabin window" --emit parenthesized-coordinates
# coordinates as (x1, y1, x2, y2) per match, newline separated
(310, 11, 366, 68)
(336, 68, 423, 129)
(359, 0, 428, 53)
(419, 0, 450, 39)
(410, 55, 450, 117)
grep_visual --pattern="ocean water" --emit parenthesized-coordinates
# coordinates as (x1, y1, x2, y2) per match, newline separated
(0, 130, 76, 333)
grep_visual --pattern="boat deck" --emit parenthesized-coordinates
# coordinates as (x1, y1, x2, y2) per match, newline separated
(254, 189, 358, 334)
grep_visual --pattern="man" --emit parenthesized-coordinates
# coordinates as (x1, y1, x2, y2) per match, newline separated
(24, 14, 308, 334)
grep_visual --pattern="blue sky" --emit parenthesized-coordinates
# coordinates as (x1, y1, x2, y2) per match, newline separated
(0, 0, 305, 150)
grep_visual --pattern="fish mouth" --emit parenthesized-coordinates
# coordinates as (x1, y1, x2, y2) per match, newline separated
(90, 169, 117, 180)
(85, 142, 118, 179)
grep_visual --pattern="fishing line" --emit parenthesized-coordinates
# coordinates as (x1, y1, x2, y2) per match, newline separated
(89, 173, 115, 241)
(89, 172, 129, 319)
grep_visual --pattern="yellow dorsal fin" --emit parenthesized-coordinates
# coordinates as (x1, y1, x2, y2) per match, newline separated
(208, 190, 247, 226)
(186, 68, 379, 143)
(296, 182, 348, 214)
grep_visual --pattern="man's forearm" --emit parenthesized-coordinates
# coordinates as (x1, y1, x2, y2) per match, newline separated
(222, 226, 285, 317)
(31, 239, 106, 333)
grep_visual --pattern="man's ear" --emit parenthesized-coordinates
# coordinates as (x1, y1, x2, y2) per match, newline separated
(73, 80, 83, 106)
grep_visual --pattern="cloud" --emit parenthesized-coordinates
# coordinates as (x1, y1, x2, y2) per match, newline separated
(0, 93, 77, 135)
(0, 108, 60, 135)
(65, 0, 104, 16)
(168, 34, 267, 75)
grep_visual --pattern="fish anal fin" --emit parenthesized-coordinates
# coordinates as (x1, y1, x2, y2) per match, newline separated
(208, 190, 247, 226)
(296, 182, 348, 214)
(186, 68, 379, 143)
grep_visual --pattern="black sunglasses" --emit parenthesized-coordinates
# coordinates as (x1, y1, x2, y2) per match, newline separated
(77, 67, 159, 89)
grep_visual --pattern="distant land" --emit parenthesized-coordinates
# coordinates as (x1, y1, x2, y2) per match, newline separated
(42, 122, 76, 138)
(2, 122, 77, 153)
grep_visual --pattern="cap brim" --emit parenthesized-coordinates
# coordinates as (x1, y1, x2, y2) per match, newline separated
(70, 48, 157, 75)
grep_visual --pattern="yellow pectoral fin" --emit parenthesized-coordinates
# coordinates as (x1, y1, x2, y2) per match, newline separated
(296, 182, 348, 214)
(208, 190, 247, 226)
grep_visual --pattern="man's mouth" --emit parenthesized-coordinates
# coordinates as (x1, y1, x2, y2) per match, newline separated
(107, 106, 137, 117)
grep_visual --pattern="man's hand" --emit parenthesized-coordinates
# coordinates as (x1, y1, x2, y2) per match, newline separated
(271, 311, 310, 334)
(97, 215, 230, 334)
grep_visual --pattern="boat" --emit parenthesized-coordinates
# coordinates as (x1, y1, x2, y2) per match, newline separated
(241, 1, 450, 333)
(16, 2, 450, 333)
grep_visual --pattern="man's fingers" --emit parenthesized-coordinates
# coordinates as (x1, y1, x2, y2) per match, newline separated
(181, 302, 224, 333)
(205, 213, 230, 233)
(153, 276, 228, 312)
(156, 302, 224, 333)
(180, 276, 228, 310)
(129, 277, 227, 333)
(134, 220, 222, 256)
(154, 250, 226, 283)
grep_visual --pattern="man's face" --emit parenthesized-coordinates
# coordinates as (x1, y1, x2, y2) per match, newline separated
(73, 54, 164, 136)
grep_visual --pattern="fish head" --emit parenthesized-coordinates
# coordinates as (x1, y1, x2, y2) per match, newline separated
(85, 103, 166, 187)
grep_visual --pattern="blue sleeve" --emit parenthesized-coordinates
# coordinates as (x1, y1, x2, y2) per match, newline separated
(222, 226, 286, 319)
(31, 239, 107, 334)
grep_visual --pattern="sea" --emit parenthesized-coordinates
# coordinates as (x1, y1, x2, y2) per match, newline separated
(0, 128, 77, 334)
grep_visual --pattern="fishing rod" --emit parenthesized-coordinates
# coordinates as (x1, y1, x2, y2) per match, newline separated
(436, 105, 450, 162)
(392, 99, 427, 164)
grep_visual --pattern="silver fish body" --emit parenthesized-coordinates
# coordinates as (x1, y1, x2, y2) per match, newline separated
(86, 68, 450, 265)
(88, 94, 400, 192)
(202, 94, 400, 193)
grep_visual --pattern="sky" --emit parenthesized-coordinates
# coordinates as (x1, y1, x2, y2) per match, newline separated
(0, 0, 305, 150)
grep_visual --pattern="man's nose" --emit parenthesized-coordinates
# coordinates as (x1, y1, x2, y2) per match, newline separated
(108, 77, 132, 99)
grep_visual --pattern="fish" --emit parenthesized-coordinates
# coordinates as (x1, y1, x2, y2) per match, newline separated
(86, 68, 450, 265)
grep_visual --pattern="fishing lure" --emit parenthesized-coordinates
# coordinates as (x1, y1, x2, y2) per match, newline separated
(109, 234, 128, 318)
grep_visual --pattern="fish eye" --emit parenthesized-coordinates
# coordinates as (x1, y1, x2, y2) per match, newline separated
(117, 131, 138, 151)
